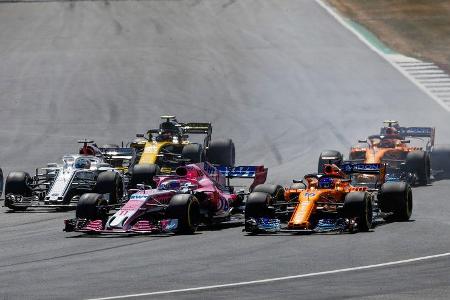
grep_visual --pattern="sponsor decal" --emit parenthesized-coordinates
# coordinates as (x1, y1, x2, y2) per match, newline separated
(121, 200, 144, 211)
(303, 192, 316, 197)
(217, 196, 229, 211)
(144, 144, 158, 153)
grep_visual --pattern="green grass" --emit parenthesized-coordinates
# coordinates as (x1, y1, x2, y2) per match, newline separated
(328, 0, 450, 71)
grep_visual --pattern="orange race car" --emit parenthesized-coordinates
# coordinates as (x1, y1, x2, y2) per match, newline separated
(318, 121, 442, 186)
(244, 162, 412, 234)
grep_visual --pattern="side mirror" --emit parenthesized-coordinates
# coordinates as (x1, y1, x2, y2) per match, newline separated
(292, 179, 303, 184)
(401, 140, 411, 144)
(358, 139, 368, 143)
(136, 133, 145, 138)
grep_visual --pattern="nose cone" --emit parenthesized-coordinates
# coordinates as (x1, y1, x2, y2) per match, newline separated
(288, 190, 322, 229)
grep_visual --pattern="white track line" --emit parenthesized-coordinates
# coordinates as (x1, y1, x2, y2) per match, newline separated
(315, 0, 450, 112)
(87, 252, 450, 300)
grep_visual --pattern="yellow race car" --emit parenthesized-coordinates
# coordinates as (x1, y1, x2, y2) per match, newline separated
(128, 116, 235, 187)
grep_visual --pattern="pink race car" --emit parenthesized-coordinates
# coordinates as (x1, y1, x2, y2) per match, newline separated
(64, 162, 267, 234)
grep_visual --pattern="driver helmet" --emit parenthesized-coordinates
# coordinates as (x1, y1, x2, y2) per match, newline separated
(159, 121, 180, 138)
(74, 157, 91, 169)
(318, 177, 334, 189)
(385, 127, 398, 136)
(159, 180, 181, 190)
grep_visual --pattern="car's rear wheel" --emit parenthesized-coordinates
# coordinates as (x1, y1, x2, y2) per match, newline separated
(343, 192, 372, 232)
(76, 193, 109, 221)
(431, 145, 450, 179)
(379, 182, 412, 221)
(130, 163, 159, 188)
(406, 151, 430, 185)
(182, 144, 203, 163)
(166, 194, 200, 234)
(95, 171, 123, 205)
(207, 139, 235, 167)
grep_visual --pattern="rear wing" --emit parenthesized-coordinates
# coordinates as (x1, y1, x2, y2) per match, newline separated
(99, 147, 136, 158)
(380, 126, 435, 148)
(182, 123, 212, 135)
(217, 165, 268, 191)
(99, 147, 137, 170)
(341, 162, 387, 186)
(181, 122, 212, 149)
(341, 162, 386, 175)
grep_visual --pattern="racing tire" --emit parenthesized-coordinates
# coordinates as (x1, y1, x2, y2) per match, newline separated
(207, 139, 235, 167)
(130, 163, 160, 188)
(405, 151, 430, 185)
(431, 145, 450, 179)
(166, 194, 200, 234)
(76, 193, 109, 221)
(252, 184, 285, 202)
(245, 192, 274, 219)
(318, 150, 343, 173)
(95, 171, 123, 205)
(182, 144, 203, 163)
(62, 188, 89, 206)
(378, 182, 412, 221)
(4, 171, 33, 211)
(343, 192, 372, 232)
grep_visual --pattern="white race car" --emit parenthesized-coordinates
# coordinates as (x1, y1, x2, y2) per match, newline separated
(4, 141, 124, 211)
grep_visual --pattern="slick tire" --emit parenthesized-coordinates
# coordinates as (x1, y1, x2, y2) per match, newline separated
(207, 139, 235, 167)
(379, 182, 412, 221)
(130, 163, 159, 188)
(431, 145, 450, 179)
(95, 171, 123, 205)
(245, 192, 274, 219)
(343, 192, 372, 232)
(318, 150, 343, 173)
(76, 193, 108, 221)
(406, 151, 430, 185)
(252, 184, 285, 202)
(4, 171, 33, 211)
(182, 144, 203, 163)
(166, 194, 200, 234)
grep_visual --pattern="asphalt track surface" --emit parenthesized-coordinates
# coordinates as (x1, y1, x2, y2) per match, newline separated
(0, 0, 450, 299)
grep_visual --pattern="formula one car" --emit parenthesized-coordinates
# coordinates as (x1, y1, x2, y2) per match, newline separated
(98, 145, 138, 174)
(244, 162, 412, 234)
(4, 141, 125, 211)
(319, 121, 446, 185)
(64, 162, 267, 234)
(127, 116, 235, 188)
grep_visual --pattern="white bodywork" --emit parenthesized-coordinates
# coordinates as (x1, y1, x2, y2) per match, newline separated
(43, 154, 116, 204)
